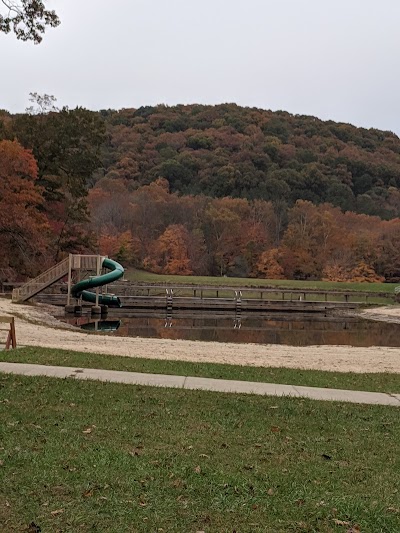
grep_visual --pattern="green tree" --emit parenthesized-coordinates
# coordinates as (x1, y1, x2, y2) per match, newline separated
(0, 0, 60, 43)
(11, 94, 106, 258)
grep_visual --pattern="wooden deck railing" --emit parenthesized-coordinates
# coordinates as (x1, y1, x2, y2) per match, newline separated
(12, 257, 70, 303)
(95, 284, 394, 304)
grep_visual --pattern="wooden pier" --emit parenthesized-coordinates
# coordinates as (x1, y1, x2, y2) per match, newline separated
(33, 283, 390, 313)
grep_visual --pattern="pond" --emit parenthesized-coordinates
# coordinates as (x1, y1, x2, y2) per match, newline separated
(61, 311, 400, 347)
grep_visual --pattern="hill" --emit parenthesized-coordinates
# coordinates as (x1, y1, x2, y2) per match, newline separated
(2, 103, 400, 282)
(100, 103, 400, 219)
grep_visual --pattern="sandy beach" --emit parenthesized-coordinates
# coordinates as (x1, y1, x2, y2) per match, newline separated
(1, 298, 400, 374)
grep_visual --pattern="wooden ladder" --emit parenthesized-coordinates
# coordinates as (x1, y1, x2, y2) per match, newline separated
(0, 316, 16, 349)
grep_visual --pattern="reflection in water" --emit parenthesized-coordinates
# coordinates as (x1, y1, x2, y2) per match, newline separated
(61, 311, 400, 347)
(72, 319, 121, 332)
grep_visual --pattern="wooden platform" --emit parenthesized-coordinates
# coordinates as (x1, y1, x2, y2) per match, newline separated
(32, 281, 392, 312)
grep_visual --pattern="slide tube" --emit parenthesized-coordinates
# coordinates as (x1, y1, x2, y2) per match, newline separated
(71, 258, 124, 307)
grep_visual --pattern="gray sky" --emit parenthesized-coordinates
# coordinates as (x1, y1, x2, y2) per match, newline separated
(2, 0, 400, 134)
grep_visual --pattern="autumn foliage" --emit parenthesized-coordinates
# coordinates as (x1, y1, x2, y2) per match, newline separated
(2, 103, 400, 284)
(89, 179, 400, 282)
(0, 140, 49, 278)
(99, 104, 400, 220)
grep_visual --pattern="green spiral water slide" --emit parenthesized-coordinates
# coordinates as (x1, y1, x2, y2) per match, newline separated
(71, 258, 124, 307)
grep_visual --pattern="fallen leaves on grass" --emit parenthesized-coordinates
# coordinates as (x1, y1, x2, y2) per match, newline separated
(331, 524, 360, 533)
(62, 464, 77, 472)
(176, 494, 189, 507)
(194, 465, 201, 474)
(333, 519, 351, 526)
(346, 526, 361, 533)
(129, 446, 143, 457)
(172, 478, 185, 489)
(82, 425, 96, 434)
(50, 509, 64, 516)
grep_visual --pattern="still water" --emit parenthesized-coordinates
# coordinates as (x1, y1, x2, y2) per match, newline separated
(61, 311, 400, 348)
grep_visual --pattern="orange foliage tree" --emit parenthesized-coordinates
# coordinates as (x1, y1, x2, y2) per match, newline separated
(144, 225, 193, 275)
(256, 248, 285, 279)
(98, 230, 140, 264)
(87, 180, 399, 282)
(0, 140, 49, 278)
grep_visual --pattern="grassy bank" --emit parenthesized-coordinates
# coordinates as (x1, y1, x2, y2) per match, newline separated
(1, 374, 399, 532)
(2, 347, 400, 393)
(126, 268, 396, 294)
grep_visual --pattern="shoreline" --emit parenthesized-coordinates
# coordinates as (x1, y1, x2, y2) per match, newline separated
(358, 306, 400, 324)
(1, 298, 400, 374)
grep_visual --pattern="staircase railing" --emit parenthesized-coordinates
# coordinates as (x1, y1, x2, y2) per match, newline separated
(12, 257, 70, 303)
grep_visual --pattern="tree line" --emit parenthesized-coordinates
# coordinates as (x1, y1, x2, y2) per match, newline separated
(1, 101, 400, 283)
(89, 178, 399, 282)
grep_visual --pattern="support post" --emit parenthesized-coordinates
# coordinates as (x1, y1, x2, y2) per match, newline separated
(65, 254, 76, 314)
(96, 254, 101, 308)
(67, 254, 72, 306)
(91, 255, 102, 315)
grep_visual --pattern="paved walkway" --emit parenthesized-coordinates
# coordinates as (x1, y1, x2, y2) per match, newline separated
(1, 362, 399, 406)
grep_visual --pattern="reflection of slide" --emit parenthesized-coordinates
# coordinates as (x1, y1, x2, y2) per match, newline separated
(71, 258, 124, 307)
(81, 320, 121, 332)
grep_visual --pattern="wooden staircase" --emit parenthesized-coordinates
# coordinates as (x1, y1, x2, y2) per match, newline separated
(12, 257, 70, 303)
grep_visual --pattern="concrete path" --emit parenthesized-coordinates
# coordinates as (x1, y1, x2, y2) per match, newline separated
(1, 362, 400, 407)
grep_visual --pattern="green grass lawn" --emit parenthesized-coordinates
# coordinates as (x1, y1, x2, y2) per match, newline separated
(0, 374, 399, 532)
(3, 347, 400, 394)
(126, 268, 397, 294)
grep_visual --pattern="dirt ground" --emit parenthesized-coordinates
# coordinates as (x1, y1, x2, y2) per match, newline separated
(1, 298, 400, 374)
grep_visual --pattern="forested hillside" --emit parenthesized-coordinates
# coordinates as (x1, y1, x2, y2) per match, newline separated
(100, 104, 400, 219)
(2, 102, 400, 283)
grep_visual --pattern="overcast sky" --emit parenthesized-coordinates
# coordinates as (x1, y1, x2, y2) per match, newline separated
(1, 0, 400, 134)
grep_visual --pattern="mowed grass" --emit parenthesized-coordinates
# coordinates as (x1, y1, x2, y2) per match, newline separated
(126, 268, 397, 294)
(0, 374, 399, 533)
(2, 347, 400, 393)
